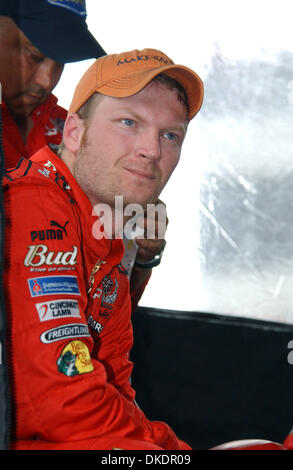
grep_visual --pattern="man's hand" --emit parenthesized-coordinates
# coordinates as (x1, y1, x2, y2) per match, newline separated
(135, 199, 168, 265)
(135, 237, 166, 264)
(129, 200, 168, 311)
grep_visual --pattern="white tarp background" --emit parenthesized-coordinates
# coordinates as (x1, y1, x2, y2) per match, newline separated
(55, 0, 293, 324)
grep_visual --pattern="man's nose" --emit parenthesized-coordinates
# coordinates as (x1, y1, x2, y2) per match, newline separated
(139, 130, 161, 161)
(33, 59, 62, 92)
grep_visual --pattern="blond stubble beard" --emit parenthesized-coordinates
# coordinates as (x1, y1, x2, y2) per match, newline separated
(73, 126, 162, 211)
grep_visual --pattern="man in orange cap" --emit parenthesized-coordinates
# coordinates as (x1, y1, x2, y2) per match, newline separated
(3, 48, 204, 450)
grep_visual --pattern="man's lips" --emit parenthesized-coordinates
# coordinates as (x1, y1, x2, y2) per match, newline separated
(18, 91, 46, 105)
(124, 167, 158, 180)
(23, 93, 43, 101)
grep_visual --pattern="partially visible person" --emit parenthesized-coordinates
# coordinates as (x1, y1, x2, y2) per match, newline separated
(3, 47, 204, 450)
(0, 0, 105, 169)
(0, 0, 167, 308)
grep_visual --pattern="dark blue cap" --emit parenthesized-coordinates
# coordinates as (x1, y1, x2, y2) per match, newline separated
(0, 0, 106, 63)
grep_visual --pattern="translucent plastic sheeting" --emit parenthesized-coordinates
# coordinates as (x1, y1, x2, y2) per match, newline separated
(55, 0, 293, 324)
(142, 45, 293, 324)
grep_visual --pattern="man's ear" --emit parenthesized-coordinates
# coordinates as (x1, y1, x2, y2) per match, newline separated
(63, 113, 85, 153)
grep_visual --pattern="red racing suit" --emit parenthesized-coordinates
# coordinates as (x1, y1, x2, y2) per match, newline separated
(2, 94, 67, 169)
(283, 429, 293, 450)
(3, 146, 190, 450)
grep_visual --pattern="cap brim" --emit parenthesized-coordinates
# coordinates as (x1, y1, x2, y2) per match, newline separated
(98, 64, 204, 120)
(13, 12, 106, 63)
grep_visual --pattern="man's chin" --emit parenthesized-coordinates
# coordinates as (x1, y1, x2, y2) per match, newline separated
(7, 96, 46, 120)
(123, 193, 159, 208)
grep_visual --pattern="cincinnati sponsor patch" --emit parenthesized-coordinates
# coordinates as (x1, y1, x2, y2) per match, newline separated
(40, 323, 90, 344)
(35, 299, 81, 322)
(57, 340, 94, 377)
(28, 275, 80, 297)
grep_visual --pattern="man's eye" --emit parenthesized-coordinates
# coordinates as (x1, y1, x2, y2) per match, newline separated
(164, 132, 177, 142)
(25, 48, 43, 63)
(121, 119, 135, 127)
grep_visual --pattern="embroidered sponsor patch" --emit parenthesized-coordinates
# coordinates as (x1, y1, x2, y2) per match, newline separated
(57, 340, 94, 377)
(30, 220, 69, 242)
(24, 244, 77, 267)
(38, 168, 50, 178)
(46, 0, 87, 17)
(88, 314, 103, 334)
(91, 274, 119, 323)
(28, 275, 80, 297)
(45, 117, 65, 137)
(40, 323, 90, 343)
(44, 160, 57, 171)
(35, 299, 81, 322)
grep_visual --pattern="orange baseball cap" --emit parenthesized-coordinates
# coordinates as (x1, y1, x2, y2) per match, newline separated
(69, 48, 204, 120)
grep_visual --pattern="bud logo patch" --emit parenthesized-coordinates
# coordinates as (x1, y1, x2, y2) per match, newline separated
(24, 245, 77, 267)
(36, 299, 80, 321)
